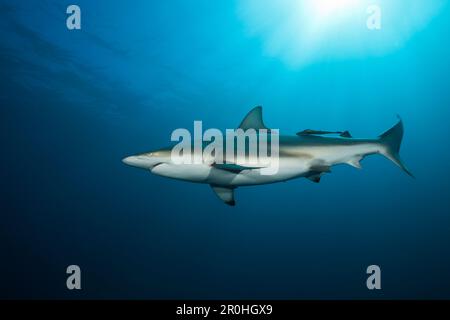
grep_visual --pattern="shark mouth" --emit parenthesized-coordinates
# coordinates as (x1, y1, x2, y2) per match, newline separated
(151, 162, 163, 169)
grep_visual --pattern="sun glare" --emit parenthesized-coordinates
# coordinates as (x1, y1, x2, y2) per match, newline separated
(239, 0, 445, 68)
(307, 0, 360, 20)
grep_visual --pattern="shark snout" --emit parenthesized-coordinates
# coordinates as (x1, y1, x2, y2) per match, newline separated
(122, 156, 139, 166)
(122, 155, 152, 169)
(122, 154, 165, 169)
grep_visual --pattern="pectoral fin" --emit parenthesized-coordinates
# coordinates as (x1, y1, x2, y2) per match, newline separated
(213, 162, 263, 173)
(210, 185, 235, 206)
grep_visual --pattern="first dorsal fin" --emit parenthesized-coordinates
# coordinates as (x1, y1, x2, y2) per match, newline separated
(238, 106, 268, 130)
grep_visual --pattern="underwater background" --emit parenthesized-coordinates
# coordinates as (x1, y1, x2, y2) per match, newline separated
(1, 0, 450, 299)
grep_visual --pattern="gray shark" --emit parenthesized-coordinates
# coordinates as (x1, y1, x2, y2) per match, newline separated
(123, 106, 412, 205)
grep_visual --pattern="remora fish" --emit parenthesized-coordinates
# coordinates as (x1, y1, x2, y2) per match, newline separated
(123, 106, 412, 205)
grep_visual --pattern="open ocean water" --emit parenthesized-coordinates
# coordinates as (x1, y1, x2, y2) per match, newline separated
(1, 0, 450, 299)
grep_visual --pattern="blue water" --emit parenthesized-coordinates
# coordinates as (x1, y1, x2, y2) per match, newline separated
(1, 0, 450, 299)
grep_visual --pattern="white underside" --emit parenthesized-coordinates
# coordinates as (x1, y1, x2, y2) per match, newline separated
(151, 143, 383, 187)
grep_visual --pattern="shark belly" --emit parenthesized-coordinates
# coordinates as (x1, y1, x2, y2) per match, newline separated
(226, 158, 310, 186)
(150, 143, 381, 186)
(151, 163, 212, 182)
(150, 158, 311, 187)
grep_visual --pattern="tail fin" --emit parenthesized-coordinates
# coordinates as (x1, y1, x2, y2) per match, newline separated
(379, 117, 414, 177)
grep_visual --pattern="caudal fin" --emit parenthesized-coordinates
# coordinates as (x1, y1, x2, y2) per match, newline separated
(379, 117, 414, 177)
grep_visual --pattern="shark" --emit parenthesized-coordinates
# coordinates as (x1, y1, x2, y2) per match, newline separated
(123, 106, 412, 206)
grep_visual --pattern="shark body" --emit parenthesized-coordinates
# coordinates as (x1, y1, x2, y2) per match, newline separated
(123, 107, 412, 205)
